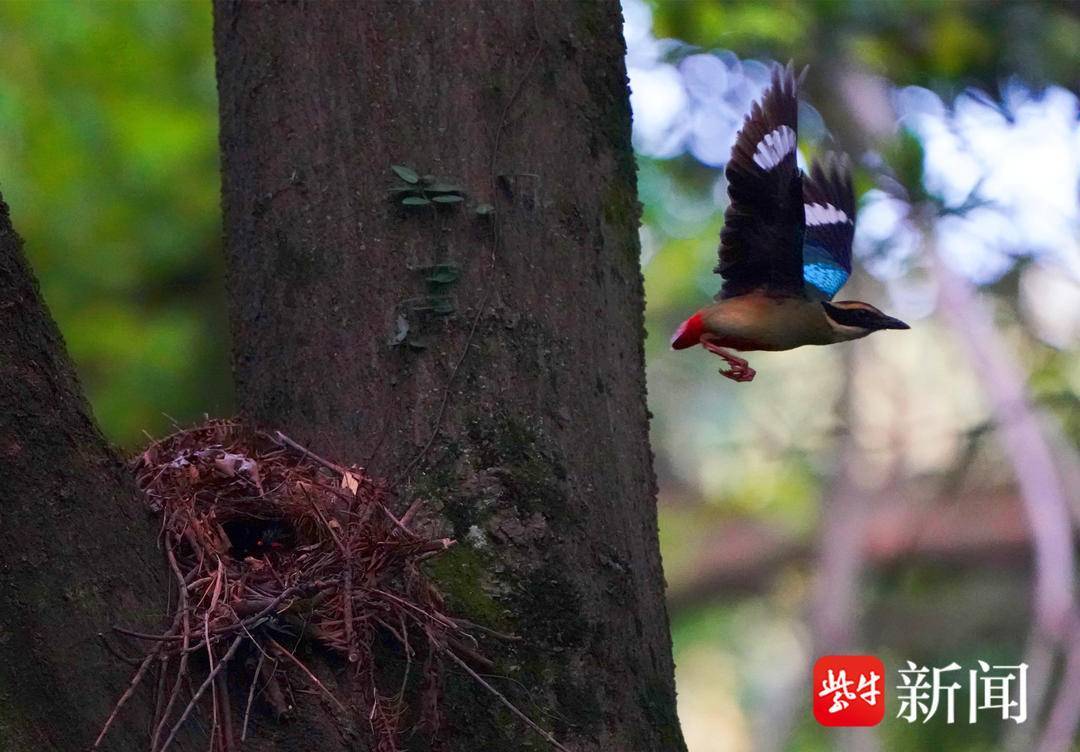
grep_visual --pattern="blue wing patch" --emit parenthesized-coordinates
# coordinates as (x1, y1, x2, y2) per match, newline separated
(802, 242, 849, 300)
(801, 153, 856, 301)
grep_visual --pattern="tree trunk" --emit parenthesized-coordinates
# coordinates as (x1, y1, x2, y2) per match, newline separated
(0, 196, 168, 750)
(214, 1, 684, 750)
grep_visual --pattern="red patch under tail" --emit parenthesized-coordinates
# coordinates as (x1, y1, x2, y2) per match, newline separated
(670, 313, 704, 350)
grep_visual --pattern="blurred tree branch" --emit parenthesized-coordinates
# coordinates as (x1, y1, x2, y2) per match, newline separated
(667, 490, 1043, 613)
(933, 245, 1078, 752)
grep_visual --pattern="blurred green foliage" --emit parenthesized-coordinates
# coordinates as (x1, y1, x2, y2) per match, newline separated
(651, 0, 1080, 90)
(0, 0, 230, 447)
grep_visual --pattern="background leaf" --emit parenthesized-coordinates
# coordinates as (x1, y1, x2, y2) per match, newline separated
(426, 183, 462, 194)
(391, 164, 419, 184)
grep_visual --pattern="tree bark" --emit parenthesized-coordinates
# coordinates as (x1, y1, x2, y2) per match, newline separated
(214, 1, 684, 750)
(0, 195, 168, 750)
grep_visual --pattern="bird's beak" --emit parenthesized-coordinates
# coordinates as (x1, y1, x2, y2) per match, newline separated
(874, 315, 910, 331)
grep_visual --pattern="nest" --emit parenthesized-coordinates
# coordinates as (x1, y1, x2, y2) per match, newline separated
(93, 420, 555, 752)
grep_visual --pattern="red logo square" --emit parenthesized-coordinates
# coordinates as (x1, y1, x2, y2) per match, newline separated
(813, 655, 886, 726)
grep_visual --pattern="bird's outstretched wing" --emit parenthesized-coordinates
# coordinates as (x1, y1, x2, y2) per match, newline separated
(801, 152, 855, 300)
(715, 63, 805, 300)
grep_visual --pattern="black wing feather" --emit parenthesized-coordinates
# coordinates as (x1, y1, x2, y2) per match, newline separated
(715, 63, 805, 299)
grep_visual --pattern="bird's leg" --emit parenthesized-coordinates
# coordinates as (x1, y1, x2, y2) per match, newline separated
(701, 337, 756, 382)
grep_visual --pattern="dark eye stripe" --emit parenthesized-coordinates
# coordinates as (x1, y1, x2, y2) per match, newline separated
(822, 302, 877, 327)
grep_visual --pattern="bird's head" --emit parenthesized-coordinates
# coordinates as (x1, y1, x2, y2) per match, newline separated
(822, 301, 909, 341)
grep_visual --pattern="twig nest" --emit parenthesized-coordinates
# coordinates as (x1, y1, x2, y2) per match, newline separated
(100, 419, 463, 751)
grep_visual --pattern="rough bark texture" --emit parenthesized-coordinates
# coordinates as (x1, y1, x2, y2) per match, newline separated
(214, 1, 684, 750)
(0, 195, 168, 750)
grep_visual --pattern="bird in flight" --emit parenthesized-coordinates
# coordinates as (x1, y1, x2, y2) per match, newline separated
(670, 64, 908, 382)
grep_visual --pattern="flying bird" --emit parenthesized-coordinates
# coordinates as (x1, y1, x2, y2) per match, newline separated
(671, 64, 909, 382)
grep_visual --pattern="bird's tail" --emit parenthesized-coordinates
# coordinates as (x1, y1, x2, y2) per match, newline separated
(671, 313, 704, 350)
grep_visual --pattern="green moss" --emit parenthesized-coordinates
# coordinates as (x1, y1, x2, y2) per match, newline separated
(513, 561, 588, 649)
(552, 672, 603, 735)
(575, 0, 642, 270)
(437, 671, 528, 750)
(62, 581, 103, 609)
(466, 413, 576, 525)
(409, 441, 468, 534)
(425, 544, 510, 632)
(576, 2, 636, 171)
(602, 181, 643, 261)
(0, 698, 27, 751)
(409, 412, 609, 743)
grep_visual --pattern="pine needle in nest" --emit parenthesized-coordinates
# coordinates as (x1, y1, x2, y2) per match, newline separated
(95, 419, 568, 752)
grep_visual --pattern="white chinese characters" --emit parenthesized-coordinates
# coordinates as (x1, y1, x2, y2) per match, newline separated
(819, 668, 881, 714)
(896, 660, 1027, 724)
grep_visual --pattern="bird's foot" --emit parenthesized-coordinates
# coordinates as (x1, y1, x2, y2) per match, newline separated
(719, 362, 756, 382)
(702, 340, 756, 383)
